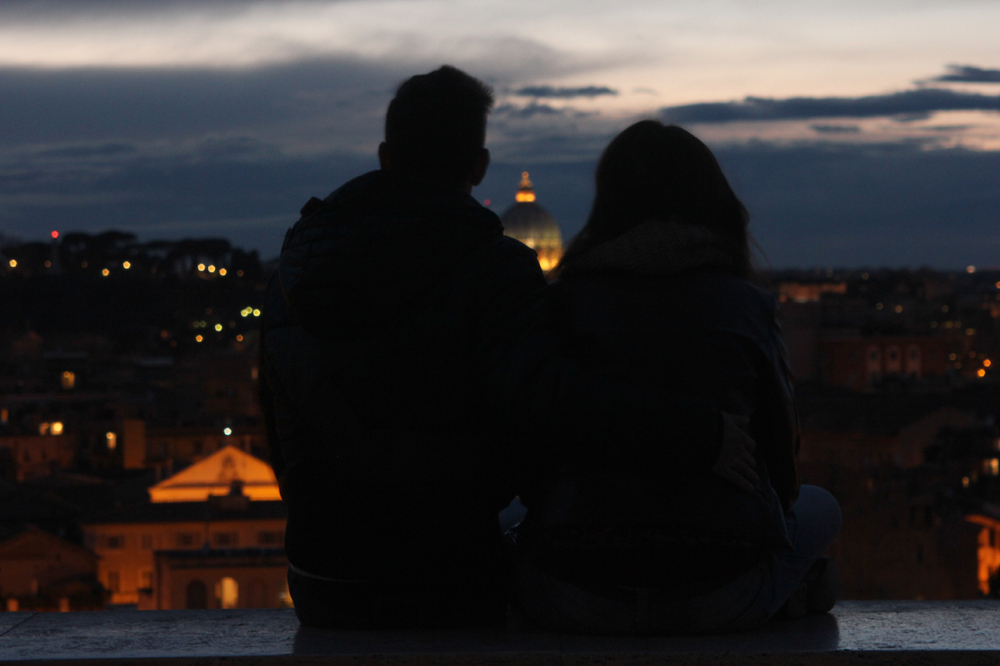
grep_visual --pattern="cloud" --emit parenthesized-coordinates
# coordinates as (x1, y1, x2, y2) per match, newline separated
(513, 85, 617, 99)
(660, 89, 1000, 124)
(929, 65, 1000, 84)
(494, 103, 565, 119)
(811, 125, 861, 134)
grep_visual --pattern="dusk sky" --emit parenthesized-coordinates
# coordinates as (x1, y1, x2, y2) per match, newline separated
(1, 0, 999, 268)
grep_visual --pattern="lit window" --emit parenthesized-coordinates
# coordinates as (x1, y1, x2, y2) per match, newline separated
(106, 431, 117, 450)
(39, 422, 50, 435)
(217, 577, 239, 609)
(61, 370, 75, 390)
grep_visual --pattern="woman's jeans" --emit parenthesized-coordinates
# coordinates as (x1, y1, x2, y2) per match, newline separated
(515, 485, 843, 635)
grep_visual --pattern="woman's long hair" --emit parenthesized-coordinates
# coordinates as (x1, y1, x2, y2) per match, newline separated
(557, 120, 755, 279)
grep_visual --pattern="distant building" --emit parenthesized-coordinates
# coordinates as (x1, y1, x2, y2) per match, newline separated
(0, 525, 102, 612)
(82, 447, 286, 609)
(147, 445, 280, 503)
(500, 172, 563, 273)
(819, 335, 950, 391)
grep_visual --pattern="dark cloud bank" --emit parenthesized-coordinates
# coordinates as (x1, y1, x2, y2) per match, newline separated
(930, 65, 1000, 84)
(661, 88, 1000, 124)
(513, 85, 617, 99)
(2, 63, 999, 267)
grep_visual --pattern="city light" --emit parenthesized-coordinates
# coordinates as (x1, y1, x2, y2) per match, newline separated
(106, 432, 116, 450)
(197, 263, 206, 272)
(214, 324, 223, 332)
(223, 427, 232, 436)
(968, 266, 976, 274)
(196, 335, 204, 343)
(8, 259, 16, 268)
(102, 268, 110, 276)
(237, 270, 244, 277)
(236, 334, 244, 342)
(219, 268, 227, 276)
(39, 422, 50, 435)
(978, 369, 987, 378)
(253, 309, 261, 317)
(51, 421, 64, 436)
(61, 371, 75, 390)
(44, 261, 51, 268)
(208, 265, 216, 273)
(986, 360, 993, 368)
(51, 230, 59, 239)
(123, 261, 131, 269)
(81, 261, 88, 268)
(876, 303, 883, 310)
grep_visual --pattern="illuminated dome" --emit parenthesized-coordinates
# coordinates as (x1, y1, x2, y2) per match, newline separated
(500, 172, 564, 272)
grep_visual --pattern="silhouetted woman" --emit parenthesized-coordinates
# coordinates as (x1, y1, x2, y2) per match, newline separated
(514, 120, 842, 634)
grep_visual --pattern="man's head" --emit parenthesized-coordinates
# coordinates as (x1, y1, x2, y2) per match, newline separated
(380, 66, 494, 190)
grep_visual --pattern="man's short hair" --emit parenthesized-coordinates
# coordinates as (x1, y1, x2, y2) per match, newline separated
(385, 66, 494, 184)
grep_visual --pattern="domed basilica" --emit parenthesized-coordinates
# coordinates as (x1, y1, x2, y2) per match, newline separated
(500, 172, 563, 272)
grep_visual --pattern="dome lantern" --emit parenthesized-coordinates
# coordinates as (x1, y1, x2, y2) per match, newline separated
(500, 172, 563, 273)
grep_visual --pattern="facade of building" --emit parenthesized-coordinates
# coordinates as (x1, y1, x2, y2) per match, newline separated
(819, 335, 950, 391)
(0, 525, 102, 612)
(82, 447, 286, 608)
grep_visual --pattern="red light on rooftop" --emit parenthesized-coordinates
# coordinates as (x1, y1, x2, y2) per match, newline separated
(51, 230, 59, 239)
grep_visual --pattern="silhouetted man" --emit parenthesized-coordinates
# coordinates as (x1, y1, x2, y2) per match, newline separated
(260, 66, 749, 629)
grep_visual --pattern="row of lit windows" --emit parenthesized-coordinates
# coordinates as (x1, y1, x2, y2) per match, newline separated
(98, 530, 284, 550)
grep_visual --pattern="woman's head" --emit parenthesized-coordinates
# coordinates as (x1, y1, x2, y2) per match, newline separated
(559, 120, 753, 278)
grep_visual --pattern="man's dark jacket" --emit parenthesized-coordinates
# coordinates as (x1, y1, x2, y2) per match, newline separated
(259, 171, 723, 612)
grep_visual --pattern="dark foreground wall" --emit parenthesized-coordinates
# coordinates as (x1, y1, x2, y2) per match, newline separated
(1, 601, 1000, 665)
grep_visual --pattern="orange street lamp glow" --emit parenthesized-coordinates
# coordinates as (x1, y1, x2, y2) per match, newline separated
(236, 334, 244, 342)
(986, 360, 992, 368)
(195, 334, 204, 343)
(219, 268, 227, 276)
(106, 432, 117, 450)
(51, 421, 64, 436)
(197, 263, 206, 271)
(978, 369, 987, 377)
(208, 265, 216, 273)
(8, 259, 16, 268)
(122, 261, 131, 269)
(102, 268, 110, 276)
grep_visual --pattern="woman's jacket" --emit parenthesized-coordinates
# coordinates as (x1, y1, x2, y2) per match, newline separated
(521, 221, 800, 595)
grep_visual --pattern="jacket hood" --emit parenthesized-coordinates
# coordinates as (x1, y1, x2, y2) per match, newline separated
(279, 170, 503, 339)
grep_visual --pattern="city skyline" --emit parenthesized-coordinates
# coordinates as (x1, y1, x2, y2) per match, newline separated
(1, 0, 999, 267)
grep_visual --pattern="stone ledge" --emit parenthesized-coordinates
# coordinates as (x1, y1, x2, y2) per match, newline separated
(1, 601, 999, 665)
